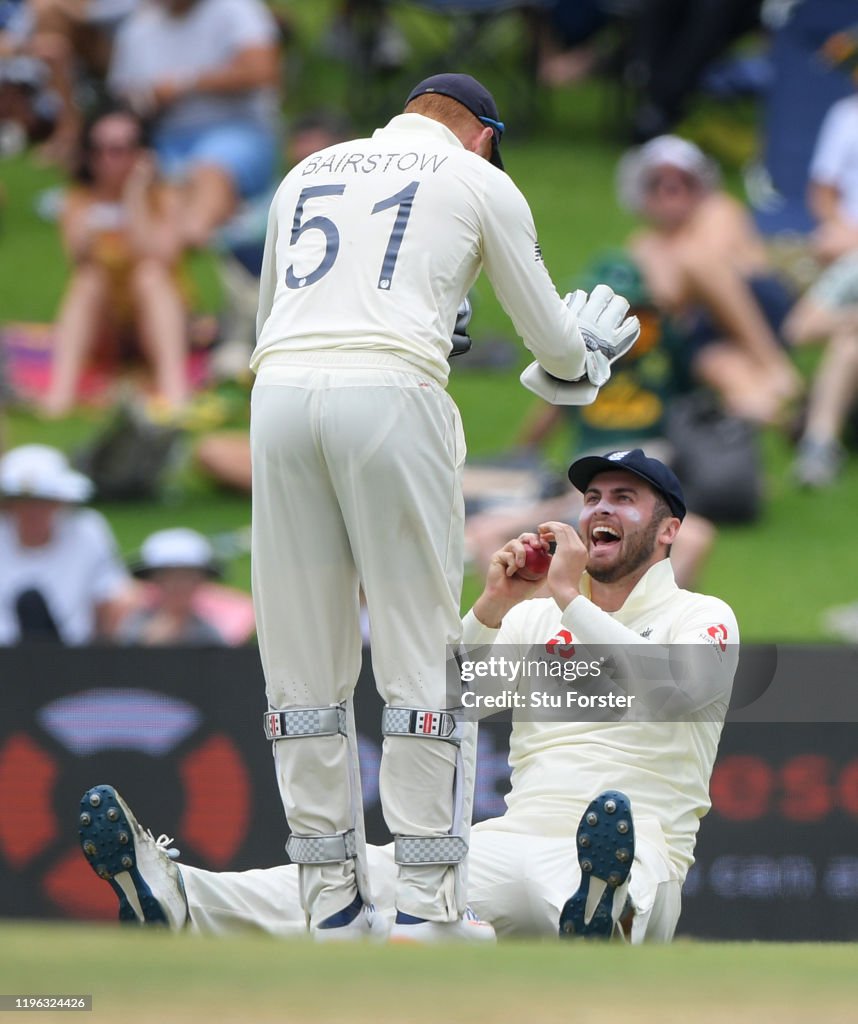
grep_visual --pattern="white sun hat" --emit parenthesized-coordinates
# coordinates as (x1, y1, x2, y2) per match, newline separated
(133, 528, 221, 578)
(0, 444, 94, 503)
(616, 134, 721, 214)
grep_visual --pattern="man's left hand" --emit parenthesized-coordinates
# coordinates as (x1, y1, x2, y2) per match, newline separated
(538, 520, 588, 611)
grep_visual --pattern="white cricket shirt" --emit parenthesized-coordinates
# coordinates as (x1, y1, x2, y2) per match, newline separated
(252, 113, 586, 386)
(810, 94, 858, 224)
(462, 559, 739, 878)
(0, 508, 129, 645)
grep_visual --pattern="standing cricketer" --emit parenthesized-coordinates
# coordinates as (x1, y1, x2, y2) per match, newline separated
(248, 72, 640, 940)
(80, 450, 737, 942)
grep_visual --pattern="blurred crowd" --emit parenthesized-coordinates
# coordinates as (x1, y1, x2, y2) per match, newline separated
(1, 0, 858, 644)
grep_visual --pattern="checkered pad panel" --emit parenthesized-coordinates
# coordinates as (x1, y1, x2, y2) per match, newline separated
(394, 835, 468, 865)
(286, 830, 357, 864)
(263, 704, 347, 740)
(383, 707, 413, 734)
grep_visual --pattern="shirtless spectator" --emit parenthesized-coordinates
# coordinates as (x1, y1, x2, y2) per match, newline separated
(620, 135, 800, 424)
(0, 445, 132, 644)
(784, 30, 858, 487)
(107, 0, 281, 249)
(43, 105, 189, 418)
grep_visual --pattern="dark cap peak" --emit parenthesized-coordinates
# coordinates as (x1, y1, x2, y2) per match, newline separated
(568, 448, 686, 520)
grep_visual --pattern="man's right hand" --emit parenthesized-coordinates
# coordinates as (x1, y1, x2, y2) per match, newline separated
(566, 284, 641, 388)
(519, 284, 641, 404)
(472, 532, 550, 628)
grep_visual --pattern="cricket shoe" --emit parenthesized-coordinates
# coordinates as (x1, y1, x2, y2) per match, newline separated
(559, 790, 635, 940)
(312, 894, 384, 942)
(388, 906, 496, 944)
(78, 785, 188, 929)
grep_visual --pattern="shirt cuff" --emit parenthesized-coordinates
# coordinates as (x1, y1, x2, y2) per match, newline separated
(461, 608, 501, 646)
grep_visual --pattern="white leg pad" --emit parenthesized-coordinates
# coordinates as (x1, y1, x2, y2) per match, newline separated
(266, 699, 373, 921)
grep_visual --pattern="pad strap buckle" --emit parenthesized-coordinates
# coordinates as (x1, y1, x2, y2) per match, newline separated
(382, 706, 462, 746)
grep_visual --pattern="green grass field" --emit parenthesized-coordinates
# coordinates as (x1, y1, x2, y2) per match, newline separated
(2, 3, 858, 640)
(2, 925, 857, 1023)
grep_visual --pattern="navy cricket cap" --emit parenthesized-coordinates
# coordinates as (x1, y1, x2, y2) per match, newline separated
(405, 73, 505, 170)
(568, 448, 687, 521)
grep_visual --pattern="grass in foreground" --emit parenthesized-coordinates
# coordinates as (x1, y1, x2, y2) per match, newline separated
(2, 923, 857, 1024)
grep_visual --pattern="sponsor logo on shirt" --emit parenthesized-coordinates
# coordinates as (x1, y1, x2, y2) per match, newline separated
(546, 628, 575, 658)
(704, 623, 728, 653)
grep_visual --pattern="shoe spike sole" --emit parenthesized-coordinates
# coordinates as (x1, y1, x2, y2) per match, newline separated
(559, 789, 635, 939)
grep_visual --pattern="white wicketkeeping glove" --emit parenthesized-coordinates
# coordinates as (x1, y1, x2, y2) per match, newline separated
(519, 363, 600, 405)
(519, 284, 641, 406)
(567, 283, 641, 387)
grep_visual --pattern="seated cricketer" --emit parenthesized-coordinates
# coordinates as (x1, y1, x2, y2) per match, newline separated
(78, 449, 738, 943)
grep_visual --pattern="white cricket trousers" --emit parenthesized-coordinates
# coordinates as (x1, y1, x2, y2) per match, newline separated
(250, 352, 468, 926)
(179, 825, 682, 942)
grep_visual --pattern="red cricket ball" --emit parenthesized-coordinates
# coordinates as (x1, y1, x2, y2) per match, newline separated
(517, 542, 552, 581)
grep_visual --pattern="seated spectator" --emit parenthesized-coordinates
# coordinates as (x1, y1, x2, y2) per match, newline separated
(784, 30, 858, 486)
(0, 52, 58, 156)
(620, 134, 801, 423)
(534, 0, 613, 88)
(0, 444, 132, 644)
(625, 0, 764, 141)
(0, 0, 137, 165)
(118, 527, 227, 645)
(41, 105, 189, 418)
(465, 253, 717, 591)
(107, 0, 282, 249)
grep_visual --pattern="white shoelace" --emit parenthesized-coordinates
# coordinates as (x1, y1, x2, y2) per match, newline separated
(146, 829, 181, 861)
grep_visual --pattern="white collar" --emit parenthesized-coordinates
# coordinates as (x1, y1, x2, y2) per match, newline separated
(579, 558, 678, 621)
(373, 113, 465, 152)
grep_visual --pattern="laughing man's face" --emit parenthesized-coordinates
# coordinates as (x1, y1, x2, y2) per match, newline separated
(578, 470, 667, 583)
